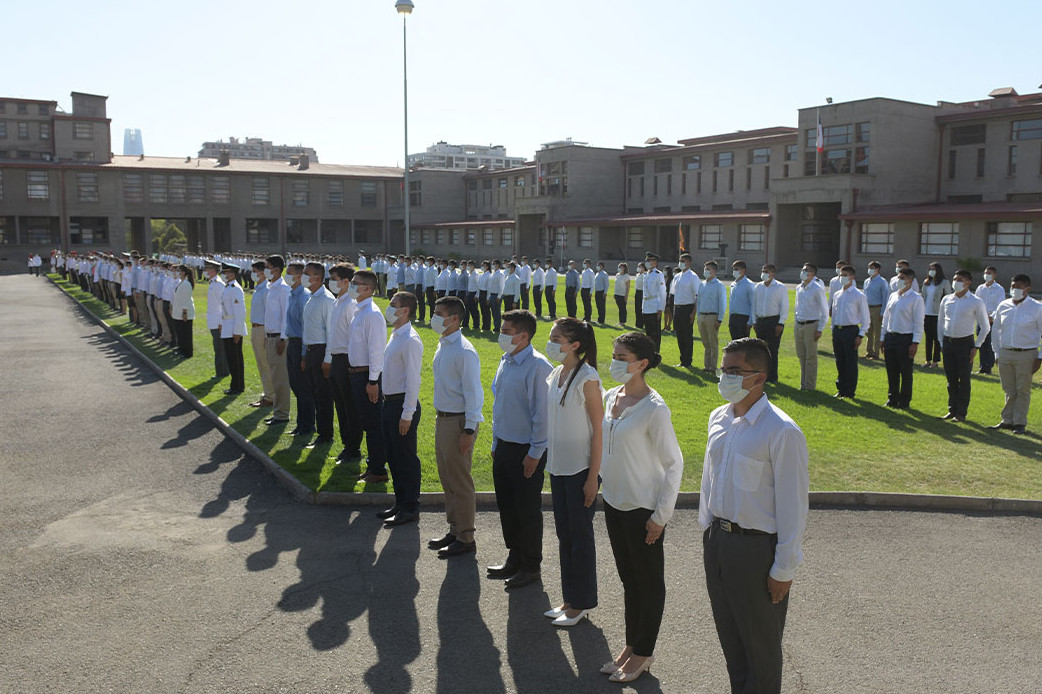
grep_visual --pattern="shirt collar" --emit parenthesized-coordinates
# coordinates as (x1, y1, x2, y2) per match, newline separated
(502, 343, 533, 365)
(392, 322, 413, 337)
(357, 296, 373, 308)
(440, 330, 462, 345)
(728, 392, 769, 424)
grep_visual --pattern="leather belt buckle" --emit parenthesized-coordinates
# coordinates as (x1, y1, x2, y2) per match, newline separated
(718, 519, 733, 533)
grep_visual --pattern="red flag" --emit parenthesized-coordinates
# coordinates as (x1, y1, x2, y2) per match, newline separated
(678, 223, 686, 253)
(816, 112, 824, 154)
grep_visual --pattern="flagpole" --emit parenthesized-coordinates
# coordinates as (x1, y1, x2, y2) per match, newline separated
(815, 108, 822, 176)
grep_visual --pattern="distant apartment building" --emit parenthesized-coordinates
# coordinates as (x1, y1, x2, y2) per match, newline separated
(407, 141, 525, 171)
(123, 128, 143, 156)
(198, 137, 319, 164)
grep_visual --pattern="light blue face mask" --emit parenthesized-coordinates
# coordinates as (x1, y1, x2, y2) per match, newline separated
(717, 372, 750, 403)
(609, 359, 634, 384)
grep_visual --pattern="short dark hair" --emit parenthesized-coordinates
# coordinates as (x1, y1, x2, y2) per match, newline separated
(984, 266, 998, 274)
(354, 269, 378, 289)
(434, 295, 465, 320)
(329, 263, 354, 281)
(286, 262, 305, 274)
(762, 264, 776, 273)
(723, 337, 771, 373)
(392, 290, 417, 318)
(704, 261, 718, 270)
(733, 260, 747, 270)
(614, 332, 662, 373)
(1011, 273, 1031, 286)
(953, 269, 972, 282)
(265, 255, 286, 271)
(835, 259, 848, 267)
(680, 253, 693, 263)
(251, 260, 266, 271)
(898, 267, 916, 279)
(896, 259, 911, 267)
(868, 261, 882, 270)
(803, 262, 818, 273)
(304, 262, 325, 278)
(502, 309, 537, 341)
(841, 265, 856, 275)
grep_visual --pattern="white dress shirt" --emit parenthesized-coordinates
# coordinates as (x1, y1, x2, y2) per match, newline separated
(502, 272, 521, 301)
(581, 267, 595, 289)
(263, 276, 290, 335)
(172, 279, 195, 320)
(671, 268, 700, 305)
(436, 268, 450, 291)
(206, 275, 226, 330)
(546, 363, 601, 477)
(830, 284, 871, 336)
(699, 394, 809, 582)
(795, 280, 828, 324)
(532, 267, 545, 289)
(323, 294, 357, 364)
(432, 330, 485, 429)
(489, 268, 506, 295)
(544, 267, 558, 289)
(614, 273, 631, 297)
(751, 280, 789, 324)
(477, 271, 491, 292)
(991, 296, 1042, 356)
(940, 292, 990, 346)
(890, 274, 921, 294)
(219, 281, 247, 338)
(383, 322, 424, 420)
(641, 268, 667, 313)
(347, 297, 386, 380)
(975, 281, 1007, 315)
(302, 285, 335, 347)
(880, 288, 926, 343)
(518, 263, 532, 285)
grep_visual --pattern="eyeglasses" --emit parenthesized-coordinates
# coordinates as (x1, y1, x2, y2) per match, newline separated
(716, 367, 764, 377)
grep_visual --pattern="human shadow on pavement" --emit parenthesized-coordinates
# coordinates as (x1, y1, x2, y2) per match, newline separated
(437, 557, 505, 693)
(364, 523, 422, 694)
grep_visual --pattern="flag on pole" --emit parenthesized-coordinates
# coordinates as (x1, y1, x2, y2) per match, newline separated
(678, 223, 686, 253)
(816, 112, 824, 154)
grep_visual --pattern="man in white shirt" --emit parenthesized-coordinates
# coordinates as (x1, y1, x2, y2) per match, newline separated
(671, 253, 700, 368)
(793, 263, 829, 390)
(939, 270, 990, 422)
(347, 269, 388, 483)
(263, 255, 293, 424)
(323, 264, 363, 463)
(642, 253, 667, 350)
(429, 296, 485, 558)
(880, 267, 925, 409)
(531, 259, 545, 318)
(544, 259, 558, 320)
(830, 265, 871, 399)
(219, 263, 248, 395)
(701, 337, 809, 694)
(827, 259, 846, 309)
(301, 262, 336, 449)
(204, 260, 230, 380)
(377, 291, 425, 526)
(424, 257, 438, 320)
(580, 259, 595, 322)
(974, 266, 1006, 374)
(988, 274, 1042, 434)
(518, 257, 532, 311)
(751, 264, 789, 384)
(890, 259, 920, 294)
(357, 251, 367, 269)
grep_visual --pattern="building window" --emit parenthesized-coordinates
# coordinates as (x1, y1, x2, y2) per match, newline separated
(188, 175, 205, 203)
(69, 217, 108, 245)
(801, 225, 832, 252)
(17, 122, 29, 139)
(639, 177, 644, 197)
(73, 122, 93, 140)
(39, 123, 50, 140)
(1008, 145, 1018, 176)
(252, 177, 270, 205)
(436, 229, 446, 245)
(976, 148, 986, 178)
(497, 177, 507, 189)
(149, 175, 168, 203)
(700, 224, 722, 250)
(77, 172, 98, 202)
(748, 148, 770, 164)
(822, 149, 852, 174)
(1011, 118, 1042, 141)
(919, 222, 959, 256)
(123, 174, 143, 203)
(627, 161, 645, 176)
(467, 180, 477, 191)
(986, 221, 1031, 258)
(947, 150, 957, 179)
(409, 179, 421, 207)
(292, 180, 309, 206)
(74, 151, 95, 162)
(360, 181, 377, 207)
(854, 147, 869, 174)
(168, 175, 186, 204)
(25, 218, 57, 245)
(26, 170, 49, 200)
(627, 228, 644, 249)
(683, 155, 701, 170)
(466, 229, 476, 246)
(715, 151, 733, 167)
(328, 180, 343, 207)
(578, 227, 593, 247)
(950, 123, 986, 146)
(245, 219, 275, 244)
(16, 103, 28, 114)
(653, 177, 658, 196)
(654, 159, 673, 173)
(482, 179, 493, 191)
(452, 229, 461, 245)
(739, 224, 765, 251)
(408, 229, 419, 246)
(211, 176, 230, 204)
(728, 169, 734, 192)
(763, 166, 770, 189)
(38, 104, 49, 116)
(745, 168, 752, 191)
(501, 227, 514, 246)
(712, 171, 718, 193)
(856, 122, 871, 143)
(696, 171, 702, 194)
(859, 223, 894, 254)
(483, 228, 493, 246)
(514, 175, 525, 187)
(784, 144, 797, 161)
(422, 230, 432, 245)
(0, 121, 5, 139)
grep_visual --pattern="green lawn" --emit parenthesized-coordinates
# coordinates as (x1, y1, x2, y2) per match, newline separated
(52, 274, 1042, 500)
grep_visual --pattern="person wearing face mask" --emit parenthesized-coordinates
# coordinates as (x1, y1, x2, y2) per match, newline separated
(346, 270, 389, 484)
(262, 255, 292, 425)
(880, 267, 925, 409)
(488, 259, 505, 332)
(614, 263, 631, 326)
(701, 337, 809, 694)
(247, 260, 274, 409)
(423, 256, 438, 322)
(728, 260, 755, 341)
(565, 260, 580, 319)
(827, 259, 847, 309)
(502, 262, 521, 312)
(204, 259, 231, 381)
(641, 253, 667, 351)
(429, 296, 485, 558)
(531, 258, 545, 318)
(633, 262, 646, 330)
(477, 260, 493, 331)
(580, 259, 595, 322)
(829, 265, 871, 399)
(922, 262, 952, 368)
(890, 259, 920, 294)
(862, 261, 890, 360)
(939, 270, 990, 423)
(436, 260, 450, 299)
(697, 261, 727, 373)
(670, 253, 700, 368)
(599, 332, 681, 683)
(282, 262, 316, 435)
(543, 317, 603, 627)
(518, 256, 532, 311)
(793, 263, 829, 391)
(218, 262, 248, 395)
(301, 263, 336, 450)
(376, 292, 424, 527)
(323, 264, 363, 464)
(593, 262, 610, 324)
(974, 266, 1005, 375)
(171, 263, 195, 358)
(989, 274, 1042, 434)
(750, 264, 788, 384)
(544, 258, 559, 320)
(466, 261, 481, 329)
(487, 310, 553, 590)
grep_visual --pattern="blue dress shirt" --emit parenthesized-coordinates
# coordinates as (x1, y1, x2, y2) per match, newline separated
(729, 275, 755, 317)
(283, 284, 309, 339)
(698, 277, 727, 314)
(490, 343, 553, 459)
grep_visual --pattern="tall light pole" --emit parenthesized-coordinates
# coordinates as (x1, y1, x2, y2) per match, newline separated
(396, 0, 414, 256)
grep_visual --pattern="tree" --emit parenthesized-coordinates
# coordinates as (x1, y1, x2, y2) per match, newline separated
(151, 220, 187, 254)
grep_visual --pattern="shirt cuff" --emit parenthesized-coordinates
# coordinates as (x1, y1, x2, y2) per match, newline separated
(368, 369, 381, 382)
(401, 406, 415, 421)
(465, 418, 480, 430)
(769, 563, 797, 583)
(527, 445, 546, 460)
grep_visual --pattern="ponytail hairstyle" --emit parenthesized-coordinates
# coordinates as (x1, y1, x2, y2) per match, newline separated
(178, 263, 195, 289)
(553, 317, 598, 405)
(613, 331, 662, 373)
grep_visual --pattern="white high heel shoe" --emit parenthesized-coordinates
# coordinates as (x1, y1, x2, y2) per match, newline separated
(552, 609, 590, 627)
(543, 606, 566, 619)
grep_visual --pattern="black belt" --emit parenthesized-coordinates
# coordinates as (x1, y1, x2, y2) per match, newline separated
(713, 517, 775, 537)
(699, 312, 718, 316)
(947, 335, 974, 343)
(796, 319, 818, 325)
(287, 336, 302, 342)
(266, 332, 281, 337)
(384, 392, 405, 401)
(348, 366, 369, 374)
(869, 304, 883, 308)
(1005, 347, 1036, 352)
(437, 410, 464, 418)
(757, 315, 780, 320)
(306, 343, 326, 351)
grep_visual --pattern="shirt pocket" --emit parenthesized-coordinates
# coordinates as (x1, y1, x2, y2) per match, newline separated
(733, 453, 765, 492)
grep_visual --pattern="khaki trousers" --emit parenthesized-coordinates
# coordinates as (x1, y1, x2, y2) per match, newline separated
(697, 313, 721, 371)
(997, 348, 1036, 426)
(435, 415, 478, 544)
(265, 335, 292, 419)
(155, 297, 170, 342)
(134, 292, 148, 327)
(794, 321, 820, 389)
(866, 305, 883, 357)
(251, 327, 273, 400)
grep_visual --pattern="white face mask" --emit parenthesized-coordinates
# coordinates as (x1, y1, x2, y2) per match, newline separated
(840, 275, 852, 287)
(983, 274, 994, 282)
(347, 284, 360, 300)
(952, 280, 966, 293)
(251, 271, 260, 282)
(1011, 288, 1026, 300)
(223, 273, 236, 284)
(430, 314, 448, 335)
(867, 268, 877, 277)
(264, 268, 274, 280)
(545, 340, 566, 362)
(498, 332, 516, 353)
(835, 268, 842, 276)
(718, 372, 750, 403)
(895, 267, 902, 275)
(928, 269, 937, 277)
(384, 304, 401, 325)
(703, 269, 713, 280)
(800, 270, 809, 282)
(329, 281, 341, 295)
(903, 279, 913, 290)
(760, 272, 771, 282)
(609, 358, 634, 384)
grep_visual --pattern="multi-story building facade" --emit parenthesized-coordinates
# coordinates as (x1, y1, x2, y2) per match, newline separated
(407, 141, 525, 171)
(198, 137, 319, 164)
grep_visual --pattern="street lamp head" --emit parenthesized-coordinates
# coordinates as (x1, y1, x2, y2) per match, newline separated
(395, 0, 414, 15)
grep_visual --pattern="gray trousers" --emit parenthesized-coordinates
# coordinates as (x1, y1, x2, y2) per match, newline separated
(998, 348, 1037, 426)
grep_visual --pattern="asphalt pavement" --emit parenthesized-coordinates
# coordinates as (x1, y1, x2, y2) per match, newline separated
(1, 273, 1040, 694)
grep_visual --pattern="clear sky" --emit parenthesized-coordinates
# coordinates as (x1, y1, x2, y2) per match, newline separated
(7, 0, 1040, 166)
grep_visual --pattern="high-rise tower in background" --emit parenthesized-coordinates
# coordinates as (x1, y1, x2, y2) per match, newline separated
(123, 128, 143, 156)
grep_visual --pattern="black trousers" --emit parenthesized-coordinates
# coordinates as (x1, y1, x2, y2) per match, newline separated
(382, 397, 422, 512)
(883, 332, 914, 407)
(286, 337, 315, 433)
(425, 287, 436, 319)
(704, 525, 787, 694)
(581, 287, 592, 322)
(832, 325, 860, 397)
(545, 288, 557, 319)
(520, 283, 529, 310)
(460, 291, 470, 329)
(350, 371, 387, 473)
(674, 303, 695, 366)
(942, 336, 974, 418)
(466, 291, 480, 329)
(924, 314, 942, 363)
(604, 503, 665, 657)
(479, 290, 491, 330)
(210, 328, 229, 378)
(489, 293, 502, 332)
(533, 286, 543, 317)
(615, 294, 628, 325)
(754, 316, 782, 383)
(565, 287, 578, 318)
(729, 313, 751, 341)
(978, 322, 995, 371)
(174, 319, 193, 358)
(551, 471, 598, 610)
(304, 344, 334, 439)
(411, 284, 425, 322)
(595, 289, 607, 323)
(643, 311, 661, 351)
(222, 336, 244, 392)
(329, 354, 363, 454)
(503, 295, 515, 313)
(492, 439, 546, 573)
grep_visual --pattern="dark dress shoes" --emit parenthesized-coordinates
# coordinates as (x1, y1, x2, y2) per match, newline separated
(504, 570, 541, 589)
(486, 563, 519, 580)
(438, 540, 476, 558)
(384, 511, 419, 527)
(428, 533, 456, 550)
(376, 505, 399, 520)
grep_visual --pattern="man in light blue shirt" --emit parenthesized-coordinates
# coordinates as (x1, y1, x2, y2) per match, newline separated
(565, 261, 580, 318)
(862, 260, 891, 360)
(728, 260, 755, 340)
(698, 260, 728, 372)
(594, 262, 610, 323)
(488, 309, 552, 588)
(301, 262, 336, 448)
(282, 264, 315, 436)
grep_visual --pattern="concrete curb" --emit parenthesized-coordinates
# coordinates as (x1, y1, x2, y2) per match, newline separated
(50, 276, 1042, 517)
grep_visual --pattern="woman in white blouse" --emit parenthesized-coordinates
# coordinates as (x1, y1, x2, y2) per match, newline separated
(614, 263, 631, 326)
(544, 317, 603, 627)
(633, 262, 646, 330)
(599, 332, 683, 683)
(922, 262, 952, 367)
(171, 263, 196, 358)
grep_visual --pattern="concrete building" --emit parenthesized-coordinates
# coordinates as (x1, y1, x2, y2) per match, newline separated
(407, 141, 525, 171)
(198, 137, 319, 164)
(123, 128, 143, 156)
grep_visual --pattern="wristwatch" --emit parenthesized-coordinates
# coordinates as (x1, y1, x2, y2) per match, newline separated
(368, 379, 379, 386)
(463, 428, 475, 435)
